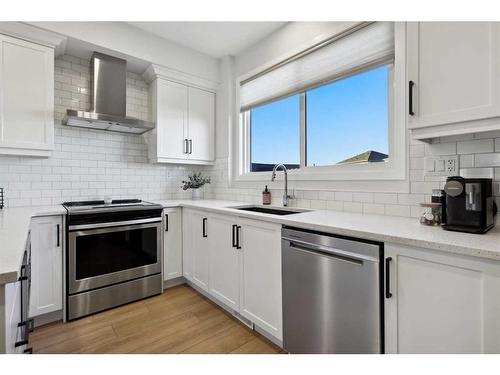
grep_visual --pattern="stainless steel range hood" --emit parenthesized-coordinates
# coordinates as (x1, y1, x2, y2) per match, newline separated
(63, 52, 154, 134)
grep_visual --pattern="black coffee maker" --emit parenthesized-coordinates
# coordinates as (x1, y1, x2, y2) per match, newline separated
(442, 176, 496, 234)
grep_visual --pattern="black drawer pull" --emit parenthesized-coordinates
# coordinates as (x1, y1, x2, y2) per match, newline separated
(408, 80, 415, 116)
(385, 257, 393, 299)
(24, 347, 33, 354)
(202, 218, 207, 238)
(236, 226, 242, 249)
(165, 214, 169, 232)
(232, 224, 237, 248)
(15, 339, 28, 348)
(56, 224, 60, 247)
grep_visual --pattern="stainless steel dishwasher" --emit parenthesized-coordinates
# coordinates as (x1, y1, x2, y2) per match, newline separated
(282, 227, 383, 354)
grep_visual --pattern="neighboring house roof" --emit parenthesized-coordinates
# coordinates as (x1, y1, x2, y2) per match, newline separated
(337, 150, 388, 165)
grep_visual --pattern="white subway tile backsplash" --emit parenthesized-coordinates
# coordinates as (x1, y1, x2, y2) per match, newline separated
(352, 192, 373, 203)
(425, 142, 457, 156)
(459, 154, 474, 168)
(362, 203, 385, 215)
(384, 204, 411, 217)
(457, 139, 494, 154)
(474, 153, 500, 167)
(373, 193, 398, 204)
(343, 202, 363, 213)
(334, 192, 353, 202)
(459, 167, 495, 178)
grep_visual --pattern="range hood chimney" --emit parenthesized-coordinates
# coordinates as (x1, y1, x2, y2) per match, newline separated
(63, 52, 154, 134)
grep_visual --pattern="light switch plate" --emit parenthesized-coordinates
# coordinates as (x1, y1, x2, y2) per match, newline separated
(424, 155, 459, 176)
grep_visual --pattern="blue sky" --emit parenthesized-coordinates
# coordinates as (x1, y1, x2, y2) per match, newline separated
(250, 65, 389, 167)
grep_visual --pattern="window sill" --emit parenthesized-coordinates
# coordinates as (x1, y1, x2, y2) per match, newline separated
(231, 160, 410, 193)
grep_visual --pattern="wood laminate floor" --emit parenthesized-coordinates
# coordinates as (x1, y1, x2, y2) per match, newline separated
(30, 285, 283, 354)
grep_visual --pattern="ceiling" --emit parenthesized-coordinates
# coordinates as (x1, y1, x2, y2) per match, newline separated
(127, 22, 287, 58)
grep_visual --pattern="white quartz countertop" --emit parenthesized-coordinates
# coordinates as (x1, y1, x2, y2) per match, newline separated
(2, 199, 500, 284)
(0, 206, 66, 285)
(157, 199, 500, 262)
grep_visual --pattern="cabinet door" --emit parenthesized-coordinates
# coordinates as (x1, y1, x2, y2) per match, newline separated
(182, 209, 194, 281)
(187, 87, 215, 162)
(385, 243, 500, 353)
(0, 34, 54, 156)
(239, 218, 283, 341)
(163, 208, 182, 281)
(189, 211, 210, 291)
(29, 216, 63, 317)
(208, 214, 240, 310)
(154, 79, 188, 160)
(2, 281, 22, 353)
(408, 22, 500, 129)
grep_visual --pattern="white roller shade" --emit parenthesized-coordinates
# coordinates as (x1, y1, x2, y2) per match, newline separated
(240, 22, 395, 111)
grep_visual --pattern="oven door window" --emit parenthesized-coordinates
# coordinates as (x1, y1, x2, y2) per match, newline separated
(75, 226, 158, 280)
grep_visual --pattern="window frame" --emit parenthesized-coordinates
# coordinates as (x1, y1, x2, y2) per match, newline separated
(232, 22, 408, 190)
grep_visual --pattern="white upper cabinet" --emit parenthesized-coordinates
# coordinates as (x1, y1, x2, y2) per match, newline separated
(163, 208, 183, 281)
(152, 80, 188, 161)
(385, 243, 500, 353)
(408, 22, 500, 139)
(188, 87, 215, 162)
(29, 215, 63, 318)
(0, 34, 54, 156)
(145, 64, 216, 165)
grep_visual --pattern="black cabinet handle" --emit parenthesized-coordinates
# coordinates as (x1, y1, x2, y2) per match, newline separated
(18, 318, 34, 333)
(385, 257, 393, 299)
(236, 226, 242, 249)
(202, 218, 207, 238)
(189, 139, 193, 154)
(24, 347, 33, 354)
(165, 214, 169, 232)
(15, 339, 28, 348)
(184, 139, 188, 154)
(56, 224, 60, 247)
(408, 80, 415, 116)
(232, 224, 237, 248)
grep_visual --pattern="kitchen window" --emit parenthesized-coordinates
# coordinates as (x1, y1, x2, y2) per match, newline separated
(248, 64, 390, 171)
(236, 22, 406, 185)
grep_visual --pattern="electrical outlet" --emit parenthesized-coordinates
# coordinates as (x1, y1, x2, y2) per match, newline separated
(424, 155, 458, 176)
(445, 157, 457, 175)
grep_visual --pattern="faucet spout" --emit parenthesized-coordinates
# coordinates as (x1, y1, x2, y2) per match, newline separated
(271, 163, 290, 207)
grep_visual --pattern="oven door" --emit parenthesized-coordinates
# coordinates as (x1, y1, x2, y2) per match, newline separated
(68, 220, 161, 294)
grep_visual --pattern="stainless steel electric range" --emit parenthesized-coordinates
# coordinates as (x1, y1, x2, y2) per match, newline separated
(62, 199, 163, 321)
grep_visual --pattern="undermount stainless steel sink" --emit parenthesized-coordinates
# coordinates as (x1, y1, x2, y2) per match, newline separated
(231, 205, 310, 216)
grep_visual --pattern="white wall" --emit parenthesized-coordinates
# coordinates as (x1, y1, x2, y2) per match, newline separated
(29, 22, 220, 82)
(234, 22, 358, 77)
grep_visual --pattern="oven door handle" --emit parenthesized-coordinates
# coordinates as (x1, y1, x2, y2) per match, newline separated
(69, 217, 161, 231)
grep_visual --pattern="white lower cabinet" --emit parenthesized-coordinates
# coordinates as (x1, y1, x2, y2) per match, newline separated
(163, 208, 183, 281)
(1, 281, 22, 353)
(208, 214, 240, 310)
(238, 217, 282, 341)
(182, 209, 209, 291)
(29, 215, 63, 318)
(385, 243, 500, 353)
(182, 209, 283, 341)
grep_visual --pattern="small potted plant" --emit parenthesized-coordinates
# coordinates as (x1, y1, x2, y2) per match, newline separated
(181, 172, 211, 200)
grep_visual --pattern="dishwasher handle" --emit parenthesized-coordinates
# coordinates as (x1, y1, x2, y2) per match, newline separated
(285, 238, 376, 265)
